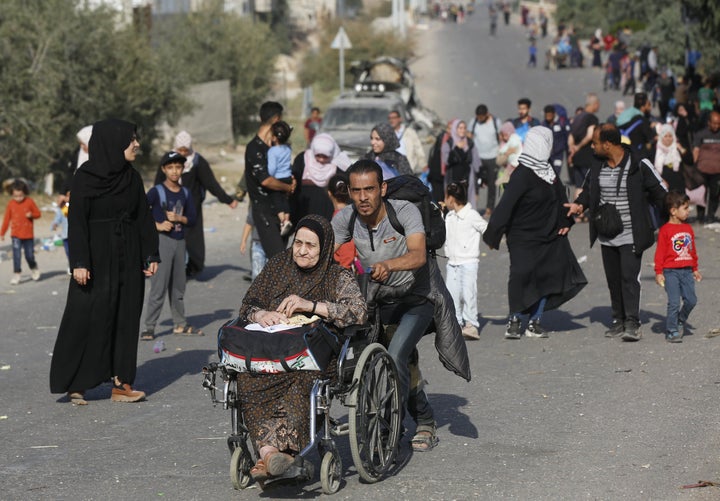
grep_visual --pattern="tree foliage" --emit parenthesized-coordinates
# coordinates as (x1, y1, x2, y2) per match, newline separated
(0, 0, 189, 181)
(0, 0, 282, 183)
(153, 6, 280, 136)
(556, 0, 720, 73)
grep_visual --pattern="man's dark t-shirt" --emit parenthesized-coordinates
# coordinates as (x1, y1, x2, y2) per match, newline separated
(570, 111, 599, 168)
(245, 135, 272, 208)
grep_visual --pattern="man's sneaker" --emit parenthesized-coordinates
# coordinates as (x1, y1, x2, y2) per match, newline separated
(9, 273, 21, 285)
(665, 332, 683, 343)
(111, 382, 146, 403)
(461, 324, 480, 340)
(604, 319, 624, 338)
(621, 321, 642, 342)
(525, 320, 549, 338)
(31, 268, 41, 281)
(505, 317, 522, 339)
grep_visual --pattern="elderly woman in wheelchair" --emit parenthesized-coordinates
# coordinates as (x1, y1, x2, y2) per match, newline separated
(203, 215, 400, 493)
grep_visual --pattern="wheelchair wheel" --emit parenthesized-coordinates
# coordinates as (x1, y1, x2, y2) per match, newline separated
(348, 343, 401, 483)
(320, 450, 342, 494)
(229, 447, 252, 490)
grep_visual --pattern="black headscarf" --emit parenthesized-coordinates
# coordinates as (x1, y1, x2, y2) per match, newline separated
(71, 119, 137, 197)
(239, 214, 345, 316)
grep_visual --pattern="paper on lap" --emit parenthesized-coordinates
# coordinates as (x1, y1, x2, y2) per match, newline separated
(245, 314, 321, 333)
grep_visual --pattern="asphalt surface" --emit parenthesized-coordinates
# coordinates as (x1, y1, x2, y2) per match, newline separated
(2, 10, 720, 501)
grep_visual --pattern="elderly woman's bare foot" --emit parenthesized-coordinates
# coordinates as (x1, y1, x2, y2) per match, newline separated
(265, 451, 294, 476)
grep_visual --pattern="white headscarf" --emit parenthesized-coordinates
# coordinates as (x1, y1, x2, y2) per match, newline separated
(173, 130, 196, 173)
(76, 125, 93, 168)
(517, 126, 556, 184)
(655, 124, 682, 172)
(302, 133, 351, 188)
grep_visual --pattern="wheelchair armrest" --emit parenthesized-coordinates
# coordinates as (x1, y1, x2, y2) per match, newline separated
(342, 323, 372, 339)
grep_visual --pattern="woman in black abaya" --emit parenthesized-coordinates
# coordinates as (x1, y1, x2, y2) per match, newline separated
(484, 126, 587, 339)
(50, 119, 159, 404)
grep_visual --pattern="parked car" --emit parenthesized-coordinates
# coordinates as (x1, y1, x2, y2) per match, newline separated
(319, 90, 416, 160)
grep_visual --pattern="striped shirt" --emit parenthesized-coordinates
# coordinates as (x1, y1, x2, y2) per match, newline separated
(598, 156, 633, 246)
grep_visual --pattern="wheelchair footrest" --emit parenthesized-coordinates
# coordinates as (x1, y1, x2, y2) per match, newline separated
(262, 456, 314, 487)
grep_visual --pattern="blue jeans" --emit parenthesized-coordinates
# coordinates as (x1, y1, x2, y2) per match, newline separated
(512, 296, 547, 321)
(12, 237, 37, 274)
(380, 300, 435, 426)
(251, 240, 267, 280)
(663, 268, 697, 334)
(446, 261, 479, 328)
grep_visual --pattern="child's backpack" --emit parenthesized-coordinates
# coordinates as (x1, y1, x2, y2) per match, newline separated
(154, 184, 190, 211)
(552, 104, 569, 126)
(347, 174, 446, 255)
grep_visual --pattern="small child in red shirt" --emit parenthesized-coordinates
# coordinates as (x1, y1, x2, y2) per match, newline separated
(654, 192, 702, 343)
(1, 180, 42, 285)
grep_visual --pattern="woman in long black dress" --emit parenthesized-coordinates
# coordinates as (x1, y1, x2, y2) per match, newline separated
(484, 126, 587, 339)
(236, 214, 366, 481)
(50, 119, 159, 404)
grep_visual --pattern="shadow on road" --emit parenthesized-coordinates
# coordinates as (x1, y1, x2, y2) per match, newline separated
(429, 392, 478, 439)
(191, 263, 248, 282)
(136, 348, 215, 395)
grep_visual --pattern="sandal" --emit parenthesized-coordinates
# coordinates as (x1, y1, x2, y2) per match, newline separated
(250, 459, 268, 481)
(173, 325, 204, 336)
(140, 329, 155, 341)
(68, 392, 87, 405)
(265, 451, 294, 476)
(411, 424, 438, 452)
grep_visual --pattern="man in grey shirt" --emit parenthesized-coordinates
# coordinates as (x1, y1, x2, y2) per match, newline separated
(468, 104, 503, 216)
(332, 160, 437, 452)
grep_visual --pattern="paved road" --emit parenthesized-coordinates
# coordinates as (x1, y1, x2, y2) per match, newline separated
(2, 11, 720, 501)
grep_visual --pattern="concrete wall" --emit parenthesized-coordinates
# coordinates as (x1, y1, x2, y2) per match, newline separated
(175, 80, 234, 144)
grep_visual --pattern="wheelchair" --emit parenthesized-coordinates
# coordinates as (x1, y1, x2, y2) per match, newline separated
(201, 321, 402, 494)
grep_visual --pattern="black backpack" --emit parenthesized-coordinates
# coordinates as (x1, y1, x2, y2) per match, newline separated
(348, 174, 446, 255)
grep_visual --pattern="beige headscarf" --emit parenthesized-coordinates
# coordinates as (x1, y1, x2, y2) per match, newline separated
(173, 131, 196, 174)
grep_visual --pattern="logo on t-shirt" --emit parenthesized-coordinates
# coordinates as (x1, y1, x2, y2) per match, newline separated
(671, 232, 693, 261)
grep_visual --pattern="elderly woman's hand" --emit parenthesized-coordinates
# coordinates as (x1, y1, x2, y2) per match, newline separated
(276, 294, 313, 318)
(253, 309, 290, 327)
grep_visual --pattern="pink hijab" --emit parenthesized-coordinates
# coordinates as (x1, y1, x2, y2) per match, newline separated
(302, 133, 351, 188)
(449, 119, 468, 151)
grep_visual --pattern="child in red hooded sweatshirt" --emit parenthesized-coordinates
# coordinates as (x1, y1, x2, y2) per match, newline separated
(1, 180, 41, 285)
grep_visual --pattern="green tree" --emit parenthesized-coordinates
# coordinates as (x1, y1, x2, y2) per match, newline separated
(154, 4, 280, 136)
(556, 0, 720, 71)
(0, 0, 188, 182)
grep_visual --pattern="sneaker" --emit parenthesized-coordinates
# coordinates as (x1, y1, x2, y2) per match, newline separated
(111, 382, 146, 402)
(604, 319, 624, 338)
(461, 324, 480, 340)
(31, 268, 40, 281)
(525, 320, 549, 338)
(280, 220, 293, 237)
(665, 332, 683, 343)
(9, 273, 21, 285)
(621, 321, 642, 342)
(505, 317, 522, 339)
